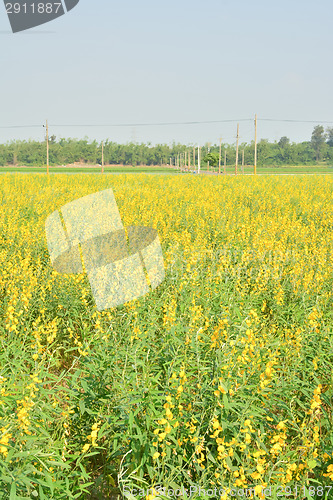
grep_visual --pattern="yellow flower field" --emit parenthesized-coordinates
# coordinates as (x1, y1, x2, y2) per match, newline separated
(0, 173, 333, 499)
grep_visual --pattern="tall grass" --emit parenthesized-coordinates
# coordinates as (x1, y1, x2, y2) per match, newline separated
(0, 174, 332, 499)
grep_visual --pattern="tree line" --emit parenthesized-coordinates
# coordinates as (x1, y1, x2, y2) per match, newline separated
(0, 125, 332, 167)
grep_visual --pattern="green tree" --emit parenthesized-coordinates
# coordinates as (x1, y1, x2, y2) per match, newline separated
(311, 125, 326, 162)
(203, 152, 219, 168)
(278, 136, 290, 148)
(326, 127, 333, 147)
(257, 139, 274, 166)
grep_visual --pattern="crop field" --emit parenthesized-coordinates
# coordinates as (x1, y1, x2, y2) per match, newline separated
(1, 174, 333, 499)
(0, 166, 177, 175)
(0, 164, 333, 176)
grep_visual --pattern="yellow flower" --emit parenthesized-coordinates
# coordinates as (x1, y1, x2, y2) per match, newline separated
(245, 433, 251, 444)
(165, 408, 173, 420)
(277, 421, 286, 430)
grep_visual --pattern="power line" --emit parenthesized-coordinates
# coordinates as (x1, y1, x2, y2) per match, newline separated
(50, 119, 254, 127)
(259, 118, 333, 124)
(0, 125, 43, 129)
(0, 117, 332, 130)
(0, 119, 253, 129)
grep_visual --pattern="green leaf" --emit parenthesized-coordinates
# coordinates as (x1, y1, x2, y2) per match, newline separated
(39, 484, 47, 500)
(9, 482, 16, 500)
(124, 494, 137, 500)
(128, 411, 134, 431)
(222, 393, 229, 409)
(81, 380, 88, 392)
(79, 400, 86, 415)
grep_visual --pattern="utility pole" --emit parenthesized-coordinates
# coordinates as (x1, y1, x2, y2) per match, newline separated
(254, 113, 257, 175)
(193, 147, 195, 172)
(184, 151, 187, 172)
(224, 150, 227, 175)
(188, 150, 190, 171)
(46, 119, 49, 175)
(101, 141, 104, 174)
(235, 123, 239, 175)
(219, 137, 222, 174)
(198, 145, 200, 174)
(242, 150, 244, 174)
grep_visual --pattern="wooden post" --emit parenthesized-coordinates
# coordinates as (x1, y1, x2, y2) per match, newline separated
(242, 149, 244, 174)
(207, 142, 211, 172)
(188, 150, 190, 171)
(224, 150, 227, 175)
(254, 113, 257, 175)
(184, 151, 187, 172)
(101, 141, 104, 174)
(219, 137, 222, 174)
(46, 119, 49, 175)
(198, 145, 200, 174)
(193, 147, 195, 172)
(235, 123, 239, 175)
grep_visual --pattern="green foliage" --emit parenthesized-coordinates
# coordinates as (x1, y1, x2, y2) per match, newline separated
(311, 126, 327, 162)
(1, 174, 333, 498)
(203, 152, 219, 168)
(1, 125, 333, 168)
(326, 127, 333, 148)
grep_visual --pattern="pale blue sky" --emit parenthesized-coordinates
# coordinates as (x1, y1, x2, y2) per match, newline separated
(0, 0, 332, 146)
